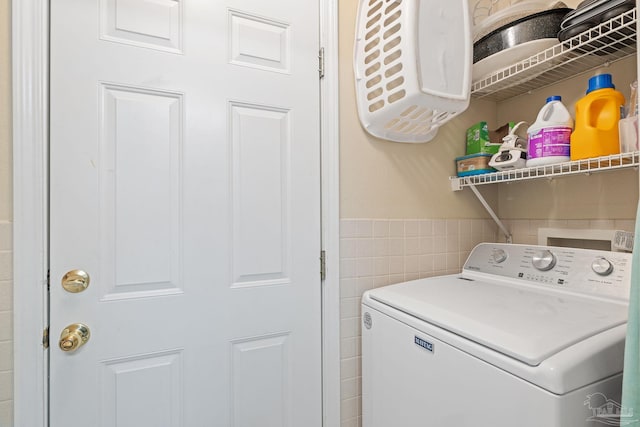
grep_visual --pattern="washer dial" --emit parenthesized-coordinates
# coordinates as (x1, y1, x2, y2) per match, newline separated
(491, 248, 508, 263)
(592, 257, 614, 276)
(532, 250, 557, 271)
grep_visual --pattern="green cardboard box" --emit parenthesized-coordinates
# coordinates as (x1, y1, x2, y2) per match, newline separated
(466, 122, 515, 155)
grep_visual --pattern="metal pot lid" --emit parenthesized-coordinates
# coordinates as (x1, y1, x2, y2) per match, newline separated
(474, 8, 572, 64)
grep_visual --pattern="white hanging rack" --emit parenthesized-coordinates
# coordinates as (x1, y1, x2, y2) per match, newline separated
(452, 152, 640, 242)
(451, 151, 640, 190)
(471, 7, 637, 102)
(454, 7, 638, 242)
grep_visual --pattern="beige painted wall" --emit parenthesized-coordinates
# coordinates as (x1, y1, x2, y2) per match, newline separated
(339, 0, 499, 219)
(0, 0, 11, 425)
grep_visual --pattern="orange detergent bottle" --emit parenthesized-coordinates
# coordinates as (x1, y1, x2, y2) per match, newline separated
(571, 73, 625, 160)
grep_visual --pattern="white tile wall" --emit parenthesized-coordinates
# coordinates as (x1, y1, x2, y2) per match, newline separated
(0, 221, 11, 426)
(339, 218, 499, 427)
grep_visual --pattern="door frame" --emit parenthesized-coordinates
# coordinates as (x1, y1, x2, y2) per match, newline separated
(11, 1, 341, 426)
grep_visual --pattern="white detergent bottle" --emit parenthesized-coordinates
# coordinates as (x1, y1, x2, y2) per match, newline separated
(526, 96, 574, 167)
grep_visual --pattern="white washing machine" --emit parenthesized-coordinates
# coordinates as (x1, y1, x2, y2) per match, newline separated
(362, 243, 633, 427)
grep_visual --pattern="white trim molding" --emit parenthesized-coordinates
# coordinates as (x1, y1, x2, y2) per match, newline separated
(320, 0, 341, 426)
(12, 0, 49, 427)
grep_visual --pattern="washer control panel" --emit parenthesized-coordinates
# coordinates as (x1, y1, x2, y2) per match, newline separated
(463, 243, 632, 300)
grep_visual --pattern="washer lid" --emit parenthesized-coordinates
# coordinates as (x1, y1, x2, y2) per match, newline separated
(368, 275, 628, 366)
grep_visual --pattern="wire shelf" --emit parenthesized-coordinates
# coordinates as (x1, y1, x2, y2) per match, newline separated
(450, 151, 640, 190)
(471, 8, 637, 102)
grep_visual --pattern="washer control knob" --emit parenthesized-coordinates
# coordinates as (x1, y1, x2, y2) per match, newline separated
(592, 257, 614, 276)
(491, 249, 508, 263)
(532, 250, 556, 271)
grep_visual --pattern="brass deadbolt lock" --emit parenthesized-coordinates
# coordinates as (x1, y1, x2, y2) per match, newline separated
(62, 270, 90, 293)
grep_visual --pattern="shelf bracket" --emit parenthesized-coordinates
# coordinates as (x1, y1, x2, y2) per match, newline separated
(468, 184, 512, 243)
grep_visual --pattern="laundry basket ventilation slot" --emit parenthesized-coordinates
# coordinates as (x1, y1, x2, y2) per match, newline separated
(362, 0, 406, 114)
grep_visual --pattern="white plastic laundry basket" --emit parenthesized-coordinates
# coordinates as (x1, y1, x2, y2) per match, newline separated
(353, 0, 472, 143)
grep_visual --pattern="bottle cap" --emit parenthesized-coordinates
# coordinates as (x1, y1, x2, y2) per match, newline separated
(587, 74, 615, 94)
(546, 96, 561, 102)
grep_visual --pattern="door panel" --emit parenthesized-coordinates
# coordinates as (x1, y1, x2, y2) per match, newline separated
(230, 102, 291, 287)
(50, 1, 321, 426)
(100, 84, 183, 298)
(101, 350, 183, 427)
(230, 333, 291, 426)
(100, 0, 183, 53)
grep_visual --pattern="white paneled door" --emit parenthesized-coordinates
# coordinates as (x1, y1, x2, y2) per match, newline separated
(49, 1, 321, 426)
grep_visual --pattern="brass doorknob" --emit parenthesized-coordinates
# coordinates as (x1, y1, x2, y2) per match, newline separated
(62, 270, 90, 293)
(59, 323, 90, 352)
